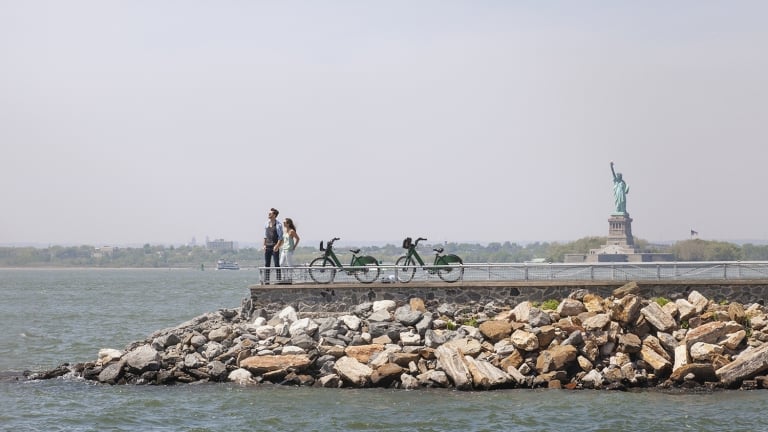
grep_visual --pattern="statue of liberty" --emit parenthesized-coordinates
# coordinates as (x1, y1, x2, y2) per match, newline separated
(610, 161, 629, 214)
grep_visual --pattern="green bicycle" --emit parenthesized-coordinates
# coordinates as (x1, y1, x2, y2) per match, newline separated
(309, 237, 381, 284)
(395, 237, 464, 283)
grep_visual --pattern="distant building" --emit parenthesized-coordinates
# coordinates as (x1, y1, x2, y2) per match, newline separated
(206, 239, 237, 252)
(92, 246, 117, 259)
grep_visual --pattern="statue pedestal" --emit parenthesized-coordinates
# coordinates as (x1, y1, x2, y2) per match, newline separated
(565, 212, 673, 262)
(587, 213, 637, 260)
(607, 213, 634, 248)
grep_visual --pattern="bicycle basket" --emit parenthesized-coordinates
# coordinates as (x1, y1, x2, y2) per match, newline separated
(402, 237, 412, 249)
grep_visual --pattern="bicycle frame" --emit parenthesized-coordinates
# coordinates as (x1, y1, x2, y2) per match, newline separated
(309, 237, 380, 284)
(396, 237, 464, 283)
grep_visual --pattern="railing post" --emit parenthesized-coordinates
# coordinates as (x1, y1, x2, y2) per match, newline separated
(657, 264, 661, 280)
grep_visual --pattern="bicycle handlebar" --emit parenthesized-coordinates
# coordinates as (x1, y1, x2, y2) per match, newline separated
(320, 237, 341, 252)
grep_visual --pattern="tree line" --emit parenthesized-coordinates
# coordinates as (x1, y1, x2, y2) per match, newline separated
(1, 238, 767, 268)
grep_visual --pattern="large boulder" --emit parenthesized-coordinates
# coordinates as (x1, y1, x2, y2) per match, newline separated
(239, 354, 312, 374)
(535, 345, 578, 374)
(510, 329, 539, 351)
(394, 305, 423, 326)
(344, 344, 385, 364)
(334, 356, 373, 387)
(463, 356, 513, 390)
(716, 343, 768, 387)
(610, 294, 642, 325)
(478, 320, 514, 343)
(557, 299, 586, 317)
(641, 302, 677, 333)
(435, 345, 472, 390)
(123, 344, 161, 373)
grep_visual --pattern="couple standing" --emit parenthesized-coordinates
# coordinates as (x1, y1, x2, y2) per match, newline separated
(263, 207, 300, 283)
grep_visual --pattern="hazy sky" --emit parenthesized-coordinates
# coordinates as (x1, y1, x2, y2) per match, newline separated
(2, 1, 767, 247)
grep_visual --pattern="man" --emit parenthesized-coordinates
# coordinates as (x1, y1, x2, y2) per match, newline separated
(263, 207, 284, 283)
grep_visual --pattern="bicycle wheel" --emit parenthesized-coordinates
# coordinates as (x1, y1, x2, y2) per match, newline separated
(309, 257, 336, 284)
(437, 255, 464, 283)
(395, 255, 416, 283)
(353, 256, 380, 284)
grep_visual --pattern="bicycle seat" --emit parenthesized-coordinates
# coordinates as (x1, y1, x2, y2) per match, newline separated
(433, 247, 444, 254)
(350, 248, 361, 254)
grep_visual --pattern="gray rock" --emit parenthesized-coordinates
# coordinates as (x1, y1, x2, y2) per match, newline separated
(528, 308, 552, 327)
(315, 355, 336, 369)
(657, 332, 679, 352)
(290, 333, 316, 351)
(353, 302, 373, 316)
(277, 306, 298, 324)
(415, 314, 434, 337)
(400, 373, 420, 389)
(372, 300, 396, 313)
(641, 302, 677, 333)
(123, 344, 161, 373)
(716, 342, 768, 386)
(202, 341, 224, 360)
(340, 315, 362, 331)
(416, 370, 449, 387)
(208, 361, 227, 381)
(281, 345, 307, 355)
(334, 356, 373, 387)
(319, 360, 336, 376)
(368, 321, 405, 341)
(368, 309, 392, 322)
(394, 306, 423, 326)
(436, 303, 456, 318)
(254, 325, 276, 340)
(424, 329, 450, 348)
(581, 369, 604, 389)
(435, 345, 472, 390)
(152, 334, 181, 350)
(184, 353, 204, 368)
(583, 314, 611, 331)
(289, 318, 319, 337)
(557, 299, 586, 317)
(317, 374, 340, 388)
(97, 361, 124, 384)
(208, 326, 231, 343)
(316, 317, 340, 335)
(190, 334, 207, 348)
(464, 356, 513, 389)
(562, 330, 584, 347)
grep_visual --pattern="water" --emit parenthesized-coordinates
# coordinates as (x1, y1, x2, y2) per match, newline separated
(2, 269, 766, 431)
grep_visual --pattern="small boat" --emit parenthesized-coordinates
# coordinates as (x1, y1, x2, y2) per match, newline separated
(216, 260, 240, 270)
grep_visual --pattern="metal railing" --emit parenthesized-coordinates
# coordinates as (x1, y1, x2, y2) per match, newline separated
(257, 261, 768, 284)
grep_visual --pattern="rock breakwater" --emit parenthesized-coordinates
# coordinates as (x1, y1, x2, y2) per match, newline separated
(29, 282, 768, 390)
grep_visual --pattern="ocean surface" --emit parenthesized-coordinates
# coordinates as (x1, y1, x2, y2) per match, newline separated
(2, 268, 766, 432)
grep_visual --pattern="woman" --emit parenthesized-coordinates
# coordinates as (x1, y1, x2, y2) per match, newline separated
(280, 218, 300, 281)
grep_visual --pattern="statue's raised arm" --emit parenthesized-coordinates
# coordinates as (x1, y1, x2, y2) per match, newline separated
(610, 161, 628, 214)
